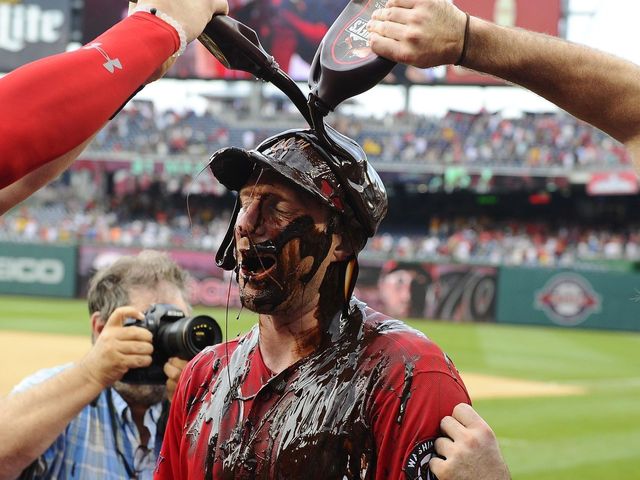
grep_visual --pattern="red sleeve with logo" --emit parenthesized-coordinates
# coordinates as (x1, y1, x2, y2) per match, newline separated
(0, 12, 179, 189)
(370, 336, 471, 480)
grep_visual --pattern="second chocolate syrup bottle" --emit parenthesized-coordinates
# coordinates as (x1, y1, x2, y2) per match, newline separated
(308, 0, 396, 115)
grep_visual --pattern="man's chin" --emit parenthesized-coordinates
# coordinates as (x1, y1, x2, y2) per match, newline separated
(113, 381, 166, 407)
(240, 288, 288, 314)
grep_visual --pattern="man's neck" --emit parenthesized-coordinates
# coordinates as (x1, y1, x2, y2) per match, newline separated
(257, 308, 326, 374)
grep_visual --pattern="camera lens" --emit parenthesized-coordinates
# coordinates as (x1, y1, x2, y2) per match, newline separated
(186, 315, 223, 352)
(158, 314, 222, 360)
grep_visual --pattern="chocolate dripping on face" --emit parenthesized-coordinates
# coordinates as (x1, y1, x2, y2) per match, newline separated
(236, 215, 335, 313)
(234, 171, 339, 319)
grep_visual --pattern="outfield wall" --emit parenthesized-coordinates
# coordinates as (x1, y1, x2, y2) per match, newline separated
(496, 267, 640, 331)
(0, 242, 77, 297)
(1, 242, 639, 331)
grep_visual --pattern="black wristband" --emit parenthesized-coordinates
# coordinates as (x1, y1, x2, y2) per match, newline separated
(454, 12, 471, 66)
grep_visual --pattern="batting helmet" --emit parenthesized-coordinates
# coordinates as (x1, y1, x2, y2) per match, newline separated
(209, 127, 388, 270)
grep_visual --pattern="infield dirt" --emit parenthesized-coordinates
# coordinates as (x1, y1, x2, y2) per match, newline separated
(0, 331, 586, 398)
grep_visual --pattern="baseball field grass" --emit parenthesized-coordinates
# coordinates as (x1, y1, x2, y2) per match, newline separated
(1, 294, 639, 479)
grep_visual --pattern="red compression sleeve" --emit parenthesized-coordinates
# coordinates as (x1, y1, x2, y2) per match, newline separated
(0, 12, 179, 189)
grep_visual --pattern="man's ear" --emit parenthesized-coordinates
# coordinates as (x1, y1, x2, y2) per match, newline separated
(91, 311, 105, 337)
(331, 232, 354, 262)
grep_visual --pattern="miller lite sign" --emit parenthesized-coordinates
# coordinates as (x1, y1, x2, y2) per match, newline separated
(0, 0, 71, 72)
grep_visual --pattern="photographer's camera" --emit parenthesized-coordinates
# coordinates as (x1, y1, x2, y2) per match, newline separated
(122, 304, 222, 384)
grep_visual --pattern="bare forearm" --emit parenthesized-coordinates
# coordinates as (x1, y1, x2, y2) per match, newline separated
(464, 17, 640, 152)
(368, 0, 640, 171)
(0, 363, 104, 479)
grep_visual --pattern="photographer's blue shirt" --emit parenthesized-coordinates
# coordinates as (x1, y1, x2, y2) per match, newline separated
(12, 364, 164, 480)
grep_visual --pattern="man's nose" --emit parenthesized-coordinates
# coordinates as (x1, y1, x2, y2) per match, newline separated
(236, 200, 265, 238)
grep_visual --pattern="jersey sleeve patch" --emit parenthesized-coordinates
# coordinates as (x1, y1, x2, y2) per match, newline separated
(405, 438, 438, 480)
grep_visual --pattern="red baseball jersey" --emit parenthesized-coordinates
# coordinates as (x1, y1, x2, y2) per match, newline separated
(156, 301, 470, 479)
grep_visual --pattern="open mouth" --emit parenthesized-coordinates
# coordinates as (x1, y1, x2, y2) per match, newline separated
(239, 252, 277, 279)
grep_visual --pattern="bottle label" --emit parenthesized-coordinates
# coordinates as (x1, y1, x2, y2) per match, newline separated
(330, 0, 386, 65)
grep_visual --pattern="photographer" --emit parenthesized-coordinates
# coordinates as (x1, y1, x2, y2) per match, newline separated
(0, 250, 193, 480)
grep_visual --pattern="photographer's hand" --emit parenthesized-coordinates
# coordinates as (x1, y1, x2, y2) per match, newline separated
(164, 357, 188, 402)
(79, 306, 154, 388)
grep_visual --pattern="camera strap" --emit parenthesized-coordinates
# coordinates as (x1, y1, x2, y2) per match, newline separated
(106, 388, 138, 479)
(154, 400, 171, 459)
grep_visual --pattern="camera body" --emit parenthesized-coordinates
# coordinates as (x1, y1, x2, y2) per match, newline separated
(122, 303, 222, 384)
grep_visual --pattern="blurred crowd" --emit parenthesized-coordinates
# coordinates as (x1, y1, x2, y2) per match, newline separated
(3, 104, 636, 268)
(3, 189, 640, 268)
(367, 218, 640, 267)
(87, 102, 631, 170)
(0, 174, 232, 251)
(357, 110, 629, 169)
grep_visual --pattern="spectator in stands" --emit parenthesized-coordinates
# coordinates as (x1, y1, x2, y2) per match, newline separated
(0, 0, 229, 215)
(0, 250, 191, 479)
(78, 104, 631, 170)
(5, 190, 640, 268)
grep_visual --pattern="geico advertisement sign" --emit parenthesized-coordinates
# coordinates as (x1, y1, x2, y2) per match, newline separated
(0, 256, 65, 284)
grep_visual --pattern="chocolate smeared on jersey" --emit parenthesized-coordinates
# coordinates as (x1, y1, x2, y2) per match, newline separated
(184, 302, 426, 479)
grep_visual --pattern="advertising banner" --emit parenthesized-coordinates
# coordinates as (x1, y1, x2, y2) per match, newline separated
(496, 267, 640, 331)
(79, 0, 456, 85)
(0, 0, 71, 72)
(81, 0, 128, 45)
(77, 247, 498, 321)
(0, 242, 77, 297)
(77, 245, 241, 307)
(586, 171, 639, 196)
(355, 260, 498, 322)
(81, 0, 346, 81)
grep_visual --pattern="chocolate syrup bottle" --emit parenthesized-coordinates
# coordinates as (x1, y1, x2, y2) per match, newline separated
(199, 16, 313, 125)
(199, 16, 277, 81)
(308, 0, 396, 115)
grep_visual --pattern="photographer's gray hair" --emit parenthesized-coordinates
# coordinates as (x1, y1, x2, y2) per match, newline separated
(87, 250, 190, 322)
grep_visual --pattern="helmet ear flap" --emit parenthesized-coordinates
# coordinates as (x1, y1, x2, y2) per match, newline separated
(343, 257, 359, 305)
(215, 198, 241, 270)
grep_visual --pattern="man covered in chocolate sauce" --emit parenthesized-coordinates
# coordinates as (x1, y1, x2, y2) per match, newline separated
(156, 128, 470, 479)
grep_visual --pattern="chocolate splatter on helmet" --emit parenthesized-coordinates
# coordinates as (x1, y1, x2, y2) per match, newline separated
(209, 127, 388, 271)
